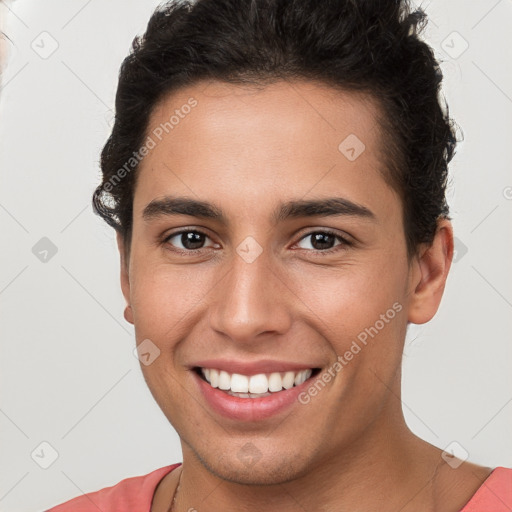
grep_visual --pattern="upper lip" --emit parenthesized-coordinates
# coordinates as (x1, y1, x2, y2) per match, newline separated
(191, 359, 320, 376)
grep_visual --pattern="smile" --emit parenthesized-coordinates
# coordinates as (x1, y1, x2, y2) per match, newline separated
(195, 367, 319, 398)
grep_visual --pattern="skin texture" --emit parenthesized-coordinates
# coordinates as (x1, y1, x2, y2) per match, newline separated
(117, 80, 491, 511)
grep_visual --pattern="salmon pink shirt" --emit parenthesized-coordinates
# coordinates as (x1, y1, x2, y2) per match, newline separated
(46, 464, 512, 511)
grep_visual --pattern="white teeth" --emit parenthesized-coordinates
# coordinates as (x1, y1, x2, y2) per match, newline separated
(249, 374, 268, 394)
(200, 367, 314, 395)
(231, 373, 249, 393)
(218, 370, 231, 390)
(294, 369, 312, 386)
(209, 368, 219, 388)
(268, 372, 283, 392)
(282, 371, 295, 389)
(227, 390, 273, 398)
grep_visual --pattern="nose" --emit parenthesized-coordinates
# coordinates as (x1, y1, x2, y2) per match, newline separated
(208, 250, 293, 345)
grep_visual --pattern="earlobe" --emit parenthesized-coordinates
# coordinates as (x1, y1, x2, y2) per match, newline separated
(124, 305, 134, 324)
(407, 219, 454, 325)
(116, 232, 133, 324)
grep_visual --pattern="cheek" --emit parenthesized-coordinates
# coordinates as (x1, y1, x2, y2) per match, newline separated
(290, 254, 408, 372)
(129, 258, 217, 341)
(295, 259, 405, 329)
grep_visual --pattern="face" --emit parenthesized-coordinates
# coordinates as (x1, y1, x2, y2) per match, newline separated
(118, 79, 449, 484)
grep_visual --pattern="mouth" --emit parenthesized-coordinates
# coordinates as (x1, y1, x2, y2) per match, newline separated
(193, 366, 322, 399)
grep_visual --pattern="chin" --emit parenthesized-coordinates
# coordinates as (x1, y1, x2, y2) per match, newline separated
(192, 443, 314, 486)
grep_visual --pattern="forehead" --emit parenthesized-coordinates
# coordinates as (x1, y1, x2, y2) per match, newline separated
(134, 79, 398, 222)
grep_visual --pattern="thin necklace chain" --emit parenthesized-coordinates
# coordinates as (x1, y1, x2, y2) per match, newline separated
(167, 467, 183, 512)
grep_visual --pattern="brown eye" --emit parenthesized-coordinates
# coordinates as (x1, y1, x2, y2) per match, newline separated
(164, 230, 217, 252)
(296, 230, 351, 253)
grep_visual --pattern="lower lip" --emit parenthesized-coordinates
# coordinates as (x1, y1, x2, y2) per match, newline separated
(194, 371, 313, 421)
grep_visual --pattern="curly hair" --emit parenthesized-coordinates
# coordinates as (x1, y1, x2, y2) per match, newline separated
(93, 0, 458, 259)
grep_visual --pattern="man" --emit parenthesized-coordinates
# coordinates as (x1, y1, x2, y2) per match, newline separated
(48, 0, 512, 510)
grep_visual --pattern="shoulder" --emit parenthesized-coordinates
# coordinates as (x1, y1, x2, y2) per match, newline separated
(45, 464, 181, 512)
(461, 466, 512, 511)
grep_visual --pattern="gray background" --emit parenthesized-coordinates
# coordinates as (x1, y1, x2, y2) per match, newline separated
(0, 1, 511, 511)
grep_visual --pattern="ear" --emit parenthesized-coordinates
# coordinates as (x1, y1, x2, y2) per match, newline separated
(407, 218, 454, 325)
(116, 232, 134, 324)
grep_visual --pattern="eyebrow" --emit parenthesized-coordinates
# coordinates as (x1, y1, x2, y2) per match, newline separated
(142, 195, 376, 225)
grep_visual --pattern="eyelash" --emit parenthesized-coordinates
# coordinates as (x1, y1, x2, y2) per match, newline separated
(162, 228, 353, 256)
